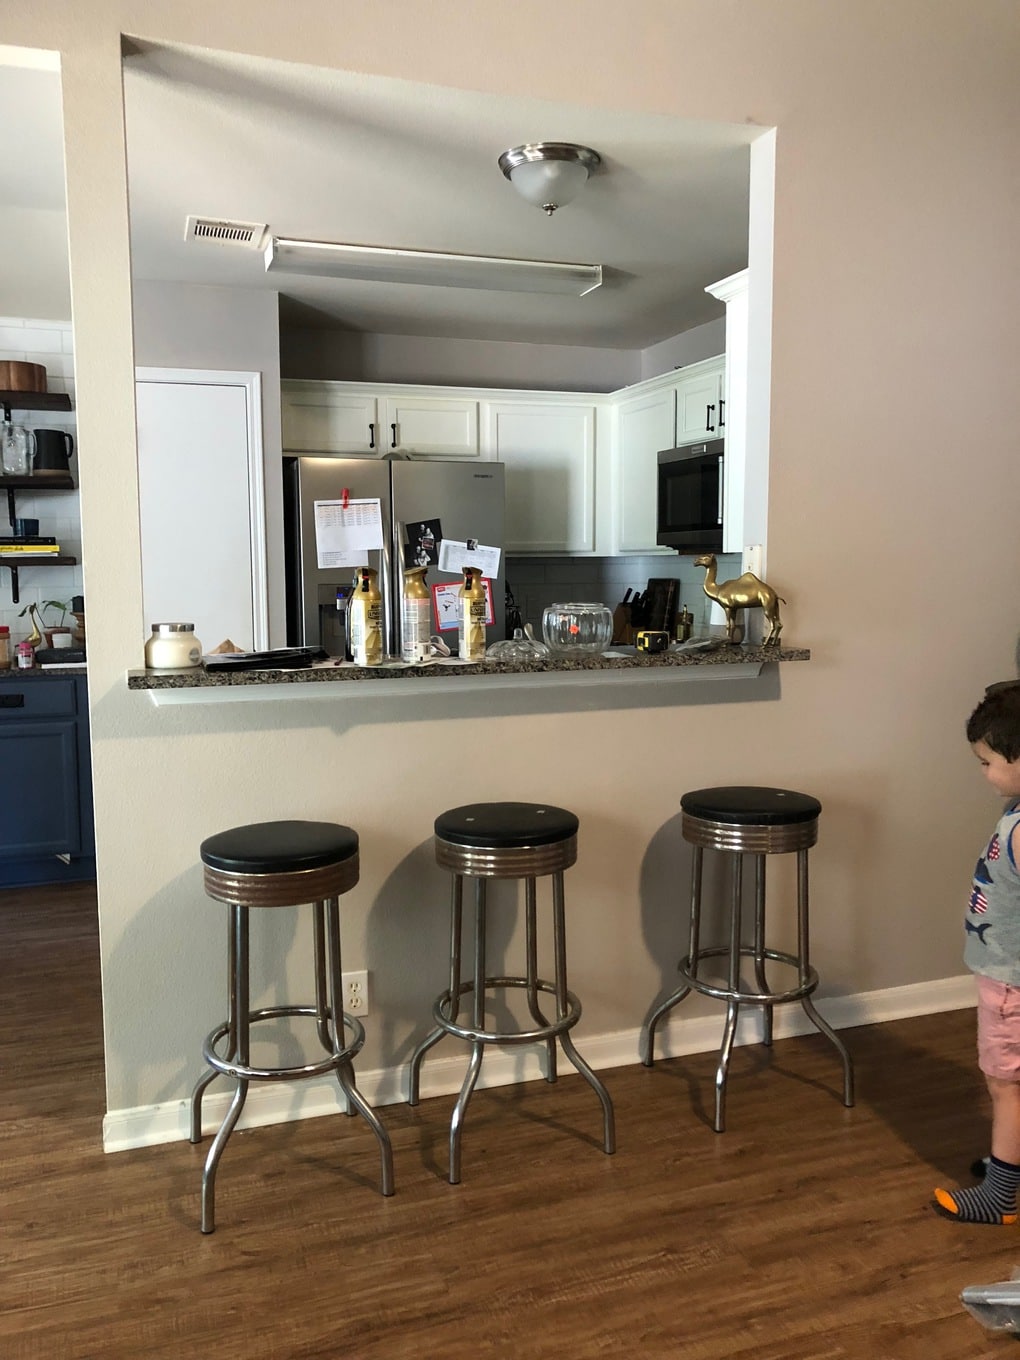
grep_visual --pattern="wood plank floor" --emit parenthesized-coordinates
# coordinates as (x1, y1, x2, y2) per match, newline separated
(2, 883, 1019, 1358)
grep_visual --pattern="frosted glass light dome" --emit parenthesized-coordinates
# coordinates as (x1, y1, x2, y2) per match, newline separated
(498, 143, 601, 215)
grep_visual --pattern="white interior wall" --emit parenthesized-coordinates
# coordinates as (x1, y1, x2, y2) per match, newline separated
(2, 1, 1018, 1139)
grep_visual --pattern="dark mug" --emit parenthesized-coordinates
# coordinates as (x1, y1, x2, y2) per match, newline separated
(32, 429, 74, 473)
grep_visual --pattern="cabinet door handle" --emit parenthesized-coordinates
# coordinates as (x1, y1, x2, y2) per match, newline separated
(706, 403, 716, 432)
(369, 422, 376, 449)
(391, 423, 398, 449)
(0, 693, 25, 707)
(719, 398, 725, 429)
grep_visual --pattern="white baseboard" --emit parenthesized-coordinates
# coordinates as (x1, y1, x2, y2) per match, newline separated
(101, 973, 976, 1153)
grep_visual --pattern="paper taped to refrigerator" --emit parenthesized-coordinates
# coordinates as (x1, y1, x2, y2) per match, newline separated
(437, 538, 500, 579)
(313, 498, 384, 569)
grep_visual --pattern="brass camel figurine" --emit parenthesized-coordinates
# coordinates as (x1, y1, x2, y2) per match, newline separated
(693, 553, 785, 646)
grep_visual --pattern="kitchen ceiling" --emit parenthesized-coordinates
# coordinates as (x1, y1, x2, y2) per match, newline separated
(2, 42, 757, 351)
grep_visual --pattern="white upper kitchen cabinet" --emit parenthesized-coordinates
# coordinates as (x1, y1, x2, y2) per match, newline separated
(281, 380, 479, 457)
(674, 355, 726, 442)
(380, 392, 479, 457)
(482, 398, 598, 553)
(613, 356, 725, 554)
(281, 380, 380, 455)
(615, 381, 677, 554)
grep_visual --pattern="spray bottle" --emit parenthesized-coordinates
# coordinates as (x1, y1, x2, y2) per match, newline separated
(458, 566, 487, 662)
(349, 566, 383, 666)
(401, 566, 431, 664)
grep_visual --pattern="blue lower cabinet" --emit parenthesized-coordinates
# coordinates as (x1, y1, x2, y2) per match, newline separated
(0, 673, 95, 887)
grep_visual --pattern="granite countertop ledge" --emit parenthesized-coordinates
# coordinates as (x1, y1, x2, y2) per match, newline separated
(127, 643, 809, 694)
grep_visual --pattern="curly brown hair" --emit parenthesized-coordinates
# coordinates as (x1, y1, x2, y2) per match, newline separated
(966, 684, 1020, 761)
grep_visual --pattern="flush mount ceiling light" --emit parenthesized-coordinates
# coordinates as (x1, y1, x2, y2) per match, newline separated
(498, 142, 602, 215)
(264, 237, 602, 296)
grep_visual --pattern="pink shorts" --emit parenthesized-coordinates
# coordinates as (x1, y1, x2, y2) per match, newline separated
(976, 976, 1020, 1081)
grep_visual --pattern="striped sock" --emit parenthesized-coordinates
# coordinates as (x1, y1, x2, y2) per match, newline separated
(932, 1156, 1020, 1224)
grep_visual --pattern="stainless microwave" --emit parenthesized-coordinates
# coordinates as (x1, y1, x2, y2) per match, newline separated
(655, 438, 724, 552)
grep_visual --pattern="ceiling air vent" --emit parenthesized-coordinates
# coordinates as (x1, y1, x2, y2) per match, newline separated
(184, 216, 268, 250)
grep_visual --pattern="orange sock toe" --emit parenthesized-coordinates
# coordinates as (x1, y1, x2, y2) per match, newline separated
(934, 1187, 960, 1216)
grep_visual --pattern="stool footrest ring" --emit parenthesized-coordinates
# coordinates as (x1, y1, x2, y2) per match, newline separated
(678, 946, 819, 1007)
(433, 977, 581, 1046)
(202, 1004, 366, 1083)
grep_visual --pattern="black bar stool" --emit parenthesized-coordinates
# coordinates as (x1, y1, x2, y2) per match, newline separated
(189, 820, 394, 1232)
(642, 786, 854, 1132)
(408, 802, 616, 1183)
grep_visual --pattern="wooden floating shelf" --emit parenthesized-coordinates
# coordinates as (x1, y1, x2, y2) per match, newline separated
(0, 391, 73, 415)
(0, 555, 77, 604)
(0, 474, 76, 492)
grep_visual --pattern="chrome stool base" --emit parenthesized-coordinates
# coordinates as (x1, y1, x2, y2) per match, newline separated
(409, 803, 615, 1183)
(642, 789, 854, 1132)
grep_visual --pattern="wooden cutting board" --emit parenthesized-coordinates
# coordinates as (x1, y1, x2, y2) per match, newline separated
(0, 361, 47, 393)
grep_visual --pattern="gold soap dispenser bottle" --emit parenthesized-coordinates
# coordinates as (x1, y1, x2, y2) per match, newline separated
(458, 566, 487, 662)
(349, 566, 383, 666)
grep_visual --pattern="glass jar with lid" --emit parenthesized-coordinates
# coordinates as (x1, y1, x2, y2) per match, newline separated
(144, 622, 203, 671)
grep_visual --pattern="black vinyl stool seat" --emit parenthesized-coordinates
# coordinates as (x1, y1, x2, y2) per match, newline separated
(408, 802, 615, 1183)
(642, 786, 854, 1132)
(189, 819, 394, 1232)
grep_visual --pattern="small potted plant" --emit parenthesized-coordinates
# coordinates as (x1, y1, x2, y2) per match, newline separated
(20, 598, 74, 649)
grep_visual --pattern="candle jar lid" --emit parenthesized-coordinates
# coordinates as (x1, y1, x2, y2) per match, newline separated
(150, 622, 196, 634)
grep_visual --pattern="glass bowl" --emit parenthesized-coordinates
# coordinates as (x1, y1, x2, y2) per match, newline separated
(541, 602, 613, 658)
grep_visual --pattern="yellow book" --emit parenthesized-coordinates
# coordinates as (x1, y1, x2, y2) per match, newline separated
(0, 545, 61, 554)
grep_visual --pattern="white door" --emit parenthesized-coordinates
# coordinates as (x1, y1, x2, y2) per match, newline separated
(483, 400, 596, 552)
(135, 369, 267, 653)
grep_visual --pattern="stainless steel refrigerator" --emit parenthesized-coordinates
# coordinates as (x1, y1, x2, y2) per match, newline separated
(284, 455, 506, 658)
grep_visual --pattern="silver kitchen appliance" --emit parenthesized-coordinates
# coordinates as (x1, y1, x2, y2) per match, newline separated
(656, 437, 725, 553)
(284, 456, 506, 657)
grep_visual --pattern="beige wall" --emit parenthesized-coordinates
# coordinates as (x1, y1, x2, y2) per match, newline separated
(5, 2, 1019, 1124)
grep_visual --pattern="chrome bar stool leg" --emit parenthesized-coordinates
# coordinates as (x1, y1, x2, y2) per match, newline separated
(200, 903, 251, 1234)
(713, 852, 744, 1133)
(449, 878, 487, 1185)
(753, 855, 774, 1048)
(408, 876, 463, 1105)
(795, 848, 854, 1107)
(551, 869, 616, 1154)
(323, 897, 394, 1195)
(190, 904, 238, 1143)
(525, 876, 557, 1083)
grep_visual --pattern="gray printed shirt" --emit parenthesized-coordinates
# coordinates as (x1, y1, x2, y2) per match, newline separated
(964, 800, 1020, 983)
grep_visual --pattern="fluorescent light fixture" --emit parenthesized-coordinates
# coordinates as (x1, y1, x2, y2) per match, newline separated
(264, 237, 602, 297)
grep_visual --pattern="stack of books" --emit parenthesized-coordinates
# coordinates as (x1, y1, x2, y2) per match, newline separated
(0, 535, 60, 556)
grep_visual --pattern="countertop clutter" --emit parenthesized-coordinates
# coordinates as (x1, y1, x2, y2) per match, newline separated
(128, 641, 809, 693)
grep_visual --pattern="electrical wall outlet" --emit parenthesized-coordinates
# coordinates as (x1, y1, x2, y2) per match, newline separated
(342, 969, 369, 1016)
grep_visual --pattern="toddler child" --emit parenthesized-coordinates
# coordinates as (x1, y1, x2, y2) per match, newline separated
(933, 684, 1020, 1224)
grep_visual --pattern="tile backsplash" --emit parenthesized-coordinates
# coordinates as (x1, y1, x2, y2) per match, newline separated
(0, 316, 81, 641)
(505, 552, 743, 640)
